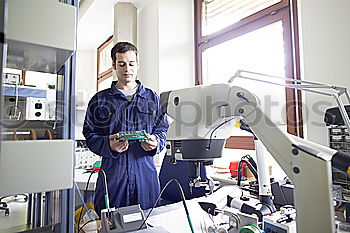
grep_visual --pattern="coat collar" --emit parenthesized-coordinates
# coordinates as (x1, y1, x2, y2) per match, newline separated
(109, 80, 148, 99)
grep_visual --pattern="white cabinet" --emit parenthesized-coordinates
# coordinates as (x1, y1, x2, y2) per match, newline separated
(6, 0, 76, 74)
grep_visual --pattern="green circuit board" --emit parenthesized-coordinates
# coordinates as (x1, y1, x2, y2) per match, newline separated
(118, 130, 150, 141)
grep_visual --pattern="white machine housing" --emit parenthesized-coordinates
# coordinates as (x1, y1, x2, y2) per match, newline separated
(161, 83, 346, 233)
(165, 84, 236, 141)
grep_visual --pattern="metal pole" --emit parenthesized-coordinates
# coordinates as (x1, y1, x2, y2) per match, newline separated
(230, 69, 350, 134)
(27, 193, 32, 226)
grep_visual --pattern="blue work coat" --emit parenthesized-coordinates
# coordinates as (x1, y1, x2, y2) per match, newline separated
(83, 81, 168, 215)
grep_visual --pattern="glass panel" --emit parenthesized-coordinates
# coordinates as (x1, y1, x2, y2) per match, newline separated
(202, 21, 286, 126)
(99, 41, 113, 74)
(202, 0, 281, 36)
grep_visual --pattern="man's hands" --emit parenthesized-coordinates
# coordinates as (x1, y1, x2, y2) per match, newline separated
(140, 134, 158, 151)
(109, 134, 129, 153)
(109, 133, 158, 152)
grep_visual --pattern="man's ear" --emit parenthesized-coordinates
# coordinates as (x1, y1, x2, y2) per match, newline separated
(112, 61, 116, 69)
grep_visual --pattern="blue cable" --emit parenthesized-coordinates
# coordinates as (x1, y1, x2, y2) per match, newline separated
(74, 180, 95, 221)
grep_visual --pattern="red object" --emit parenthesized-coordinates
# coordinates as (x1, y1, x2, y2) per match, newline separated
(229, 161, 247, 177)
(92, 161, 102, 172)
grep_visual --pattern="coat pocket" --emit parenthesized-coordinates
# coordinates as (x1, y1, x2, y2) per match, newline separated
(135, 102, 157, 130)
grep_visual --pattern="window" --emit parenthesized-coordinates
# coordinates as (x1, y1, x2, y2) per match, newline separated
(97, 36, 114, 91)
(202, 0, 282, 36)
(195, 0, 302, 149)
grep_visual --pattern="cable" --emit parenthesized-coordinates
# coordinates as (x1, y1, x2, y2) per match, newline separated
(256, 202, 274, 214)
(206, 117, 235, 150)
(234, 185, 244, 198)
(73, 180, 94, 221)
(139, 179, 195, 233)
(241, 154, 257, 170)
(77, 169, 107, 233)
(78, 219, 95, 233)
(8, 105, 22, 120)
(77, 171, 96, 233)
(237, 159, 258, 186)
(240, 223, 262, 233)
(91, 169, 109, 208)
(13, 83, 19, 119)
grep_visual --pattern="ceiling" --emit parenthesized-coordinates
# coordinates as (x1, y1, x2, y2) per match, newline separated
(77, 0, 148, 50)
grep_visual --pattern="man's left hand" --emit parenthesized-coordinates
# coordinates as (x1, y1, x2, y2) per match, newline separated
(140, 134, 157, 151)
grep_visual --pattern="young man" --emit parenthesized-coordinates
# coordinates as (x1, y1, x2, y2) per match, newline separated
(83, 42, 169, 216)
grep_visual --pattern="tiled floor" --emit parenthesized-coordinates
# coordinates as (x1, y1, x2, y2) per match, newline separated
(0, 197, 29, 233)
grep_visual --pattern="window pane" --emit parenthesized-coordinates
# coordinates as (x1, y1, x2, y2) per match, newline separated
(202, 21, 286, 127)
(99, 41, 113, 74)
(202, 0, 281, 36)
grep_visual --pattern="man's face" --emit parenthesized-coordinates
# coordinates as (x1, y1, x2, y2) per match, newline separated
(113, 51, 139, 84)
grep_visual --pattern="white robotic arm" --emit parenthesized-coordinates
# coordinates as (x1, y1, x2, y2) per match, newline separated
(161, 83, 350, 233)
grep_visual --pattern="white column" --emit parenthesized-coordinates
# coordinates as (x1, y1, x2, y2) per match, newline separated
(113, 2, 137, 46)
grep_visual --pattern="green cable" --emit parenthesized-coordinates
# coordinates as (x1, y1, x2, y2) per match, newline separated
(239, 224, 262, 233)
(104, 195, 110, 209)
(186, 215, 195, 233)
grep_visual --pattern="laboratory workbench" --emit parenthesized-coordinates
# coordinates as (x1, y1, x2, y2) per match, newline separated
(145, 185, 243, 233)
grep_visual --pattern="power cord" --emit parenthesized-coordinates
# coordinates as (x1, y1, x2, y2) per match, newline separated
(241, 154, 257, 170)
(74, 180, 95, 221)
(77, 169, 108, 233)
(206, 117, 235, 150)
(78, 220, 95, 233)
(139, 179, 195, 233)
(237, 157, 258, 186)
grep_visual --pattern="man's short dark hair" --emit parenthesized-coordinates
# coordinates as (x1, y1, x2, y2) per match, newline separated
(111, 42, 138, 63)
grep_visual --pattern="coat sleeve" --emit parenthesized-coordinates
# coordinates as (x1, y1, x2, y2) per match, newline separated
(148, 93, 169, 156)
(82, 95, 120, 158)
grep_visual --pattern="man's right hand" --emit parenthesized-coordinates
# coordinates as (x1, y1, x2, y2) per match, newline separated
(109, 134, 129, 153)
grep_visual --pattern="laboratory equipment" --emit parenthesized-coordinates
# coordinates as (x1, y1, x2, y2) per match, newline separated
(2, 91, 54, 121)
(75, 140, 101, 169)
(100, 205, 168, 233)
(0, 0, 77, 231)
(3, 73, 21, 85)
(25, 97, 46, 120)
(160, 73, 350, 232)
(6, 0, 76, 74)
(199, 201, 259, 233)
(325, 106, 350, 191)
(263, 209, 297, 233)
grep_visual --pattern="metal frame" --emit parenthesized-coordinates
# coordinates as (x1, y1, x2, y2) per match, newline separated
(229, 70, 350, 132)
(0, 0, 7, 153)
(0, 0, 77, 231)
(60, 1, 77, 232)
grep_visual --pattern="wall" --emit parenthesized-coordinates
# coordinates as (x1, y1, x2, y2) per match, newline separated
(137, 0, 160, 92)
(137, 0, 194, 166)
(158, 0, 194, 92)
(298, 0, 350, 145)
(137, 0, 194, 93)
(75, 50, 96, 140)
(114, 3, 137, 45)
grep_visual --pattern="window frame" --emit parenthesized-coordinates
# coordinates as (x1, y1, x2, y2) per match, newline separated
(194, 0, 302, 149)
(97, 35, 113, 91)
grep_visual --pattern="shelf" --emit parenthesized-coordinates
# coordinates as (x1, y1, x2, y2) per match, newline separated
(3, 84, 46, 98)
